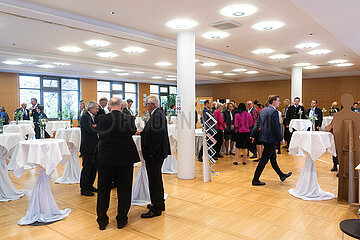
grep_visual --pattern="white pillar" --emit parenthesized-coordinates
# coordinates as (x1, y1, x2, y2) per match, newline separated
(177, 32, 195, 180)
(291, 66, 303, 101)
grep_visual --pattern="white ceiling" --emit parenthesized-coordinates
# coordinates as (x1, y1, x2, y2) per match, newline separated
(0, 0, 359, 84)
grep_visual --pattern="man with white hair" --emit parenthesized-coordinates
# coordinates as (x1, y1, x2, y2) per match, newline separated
(140, 95, 171, 218)
(15, 102, 30, 120)
(80, 100, 99, 196)
(96, 97, 140, 230)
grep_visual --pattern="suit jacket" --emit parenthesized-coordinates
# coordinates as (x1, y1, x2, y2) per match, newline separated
(251, 106, 283, 145)
(15, 108, 30, 120)
(97, 110, 140, 167)
(222, 110, 234, 129)
(141, 108, 171, 161)
(80, 111, 98, 155)
(201, 107, 214, 124)
(307, 107, 323, 129)
(248, 108, 255, 116)
(284, 105, 306, 126)
(98, 106, 106, 115)
(123, 107, 131, 116)
(31, 104, 39, 123)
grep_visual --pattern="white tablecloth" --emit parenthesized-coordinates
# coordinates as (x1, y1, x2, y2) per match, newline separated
(288, 131, 336, 201)
(11, 139, 71, 225)
(10, 120, 34, 128)
(321, 116, 333, 129)
(0, 133, 25, 202)
(55, 128, 81, 184)
(4, 124, 35, 138)
(289, 119, 313, 132)
(46, 121, 71, 137)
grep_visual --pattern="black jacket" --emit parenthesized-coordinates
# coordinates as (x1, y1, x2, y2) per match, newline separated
(80, 111, 98, 155)
(141, 108, 171, 161)
(251, 106, 282, 145)
(307, 107, 323, 129)
(97, 110, 140, 167)
(31, 104, 39, 123)
(284, 105, 306, 126)
(123, 107, 131, 116)
(15, 108, 30, 120)
(222, 110, 234, 129)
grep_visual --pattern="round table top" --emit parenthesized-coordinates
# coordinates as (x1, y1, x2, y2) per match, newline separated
(19, 138, 66, 145)
(340, 219, 360, 239)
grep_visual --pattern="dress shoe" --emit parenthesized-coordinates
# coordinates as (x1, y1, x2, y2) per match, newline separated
(250, 155, 257, 159)
(225, 152, 229, 155)
(90, 186, 98, 192)
(229, 152, 235, 155)
(252, 180, 266, 186)
(216, 154, 224, 158)
(254, 159, 260, 162)
(141, 210, 161, 218)
(213, 156, 218, 160)
(81, 190, 94, 196)
(99, 225, 107, 230)
(117, 220, 128, 229)
(147, 204, 165, 211)
(233, 161, 238, 165)
(331, 166, 338, 172)
(242, 161, 246, 165)
(280, 172, 292, 182)
(198, 158, 203, 162)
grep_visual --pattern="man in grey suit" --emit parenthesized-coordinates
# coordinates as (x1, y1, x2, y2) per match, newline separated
(250, 95, 292, 186)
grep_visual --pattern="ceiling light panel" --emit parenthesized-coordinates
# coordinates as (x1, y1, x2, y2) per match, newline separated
(295, 42, 320, 49)
(269, 54, 290, 59)
(220, 4, 258, 17)
(166, 19, 198, 29)
(308, 49, 332, 55)
(202, 31, 229, 40)
(155, 62, 172, 66)
(252, 21, 284, 31)
(97, 52, 118, 58)
(58, 46, 82, 53)
(201, 62, 218, 67)
(84, 39, 110, 47)
(123, 47, 146, 53)
(252, 48, 275, 54)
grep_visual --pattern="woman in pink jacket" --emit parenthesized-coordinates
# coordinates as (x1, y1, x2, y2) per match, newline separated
(233, 103, 254, 165)
(213, 103, 226, 158)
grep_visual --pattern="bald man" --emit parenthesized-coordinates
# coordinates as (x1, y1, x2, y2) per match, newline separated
(15, 102, 30, 120)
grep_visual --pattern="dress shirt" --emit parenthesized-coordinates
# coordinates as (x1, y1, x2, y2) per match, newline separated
(309, 107, 316, 118)
(88, 112, 95, 122)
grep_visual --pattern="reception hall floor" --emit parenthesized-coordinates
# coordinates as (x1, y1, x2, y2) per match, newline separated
(1, 150, 356, 240)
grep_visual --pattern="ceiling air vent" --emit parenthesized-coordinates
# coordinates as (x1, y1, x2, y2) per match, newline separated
(283, 50, 301, 55)
(317, 64, 330, 67)
(91, 47, 112, 52)
(210, 20, 243, 30)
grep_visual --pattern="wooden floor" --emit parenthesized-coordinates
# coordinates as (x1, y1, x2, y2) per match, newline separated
(1, 149, 357, 240)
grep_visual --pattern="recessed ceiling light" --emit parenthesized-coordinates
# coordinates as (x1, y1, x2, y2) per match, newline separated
(269, 54, 290, 60)
(252, 21, 285, 31)
(210, 70, 223, 74)
(295, 42, 320, 49)
(116, 73, 129, 76)
(123, 47, 146, 54)
(84, 39, 110, 47)
(201, 62, 218, 67)
(232, 68, 247, 72)
(94, 70, 109, 74)
(58, 46, 82, 53)
(18, 58, 37, 63)
(308, 49, 332, 55)
(166, 19, 198, 29)
(166, 78, 176, 81)
(97, 52, 118, 58)
(53, 62, 70, 66)
(335, 63, 354, 67)
(220, 4, 258, 17)
(168, 75, 177, 77)
(195, 59, 200, 63)
(111, 69, 124, 72)
(303, 65, 320, 69)
(245, 71, 259, 74)
(202, 31, 230, 40)
(252, 48, 275, 54)
(294, 63, 311, 67)
(224, 73, 236, 76)
(328, 59, 348, 64)
(133, 71, 144, 74)
(38, 64, 55, 69)
(151, 76, 162, 79)
(2, 60, 23, 65)
(155, 62, 172, 67)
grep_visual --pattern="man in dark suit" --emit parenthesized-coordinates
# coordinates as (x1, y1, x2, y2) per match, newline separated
(197, 100, 216, 162)
(96, 97, 140, 230)
(29, 98, 40, 138)
(140, 95, 171, 218)
(15, 102, 30, 120)
(80, 100, 99, 196)
(307, 99, 323, 130)
(122, 101, 132, 116)
(98, 97, 108, 115)
(247, 100, 257, 158)
(284, 97, 306, 146)
(251, 95, 292, 186)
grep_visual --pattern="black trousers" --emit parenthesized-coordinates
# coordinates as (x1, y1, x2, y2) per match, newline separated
(34, 123, 50, 139)
(253, 143, 284, 181)
(96, 165, 133, 226)
(214, 129, 224, 156)
(145, 156, 165, 213)
(283, 124, 290, 143)
(248, 127, 257, 155)
(80, 153, 97, 191)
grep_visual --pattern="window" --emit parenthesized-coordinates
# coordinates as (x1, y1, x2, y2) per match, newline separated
(150, 84, 177, 107)
(97, 80, 138, 112)
(19, 75, 80, 120)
